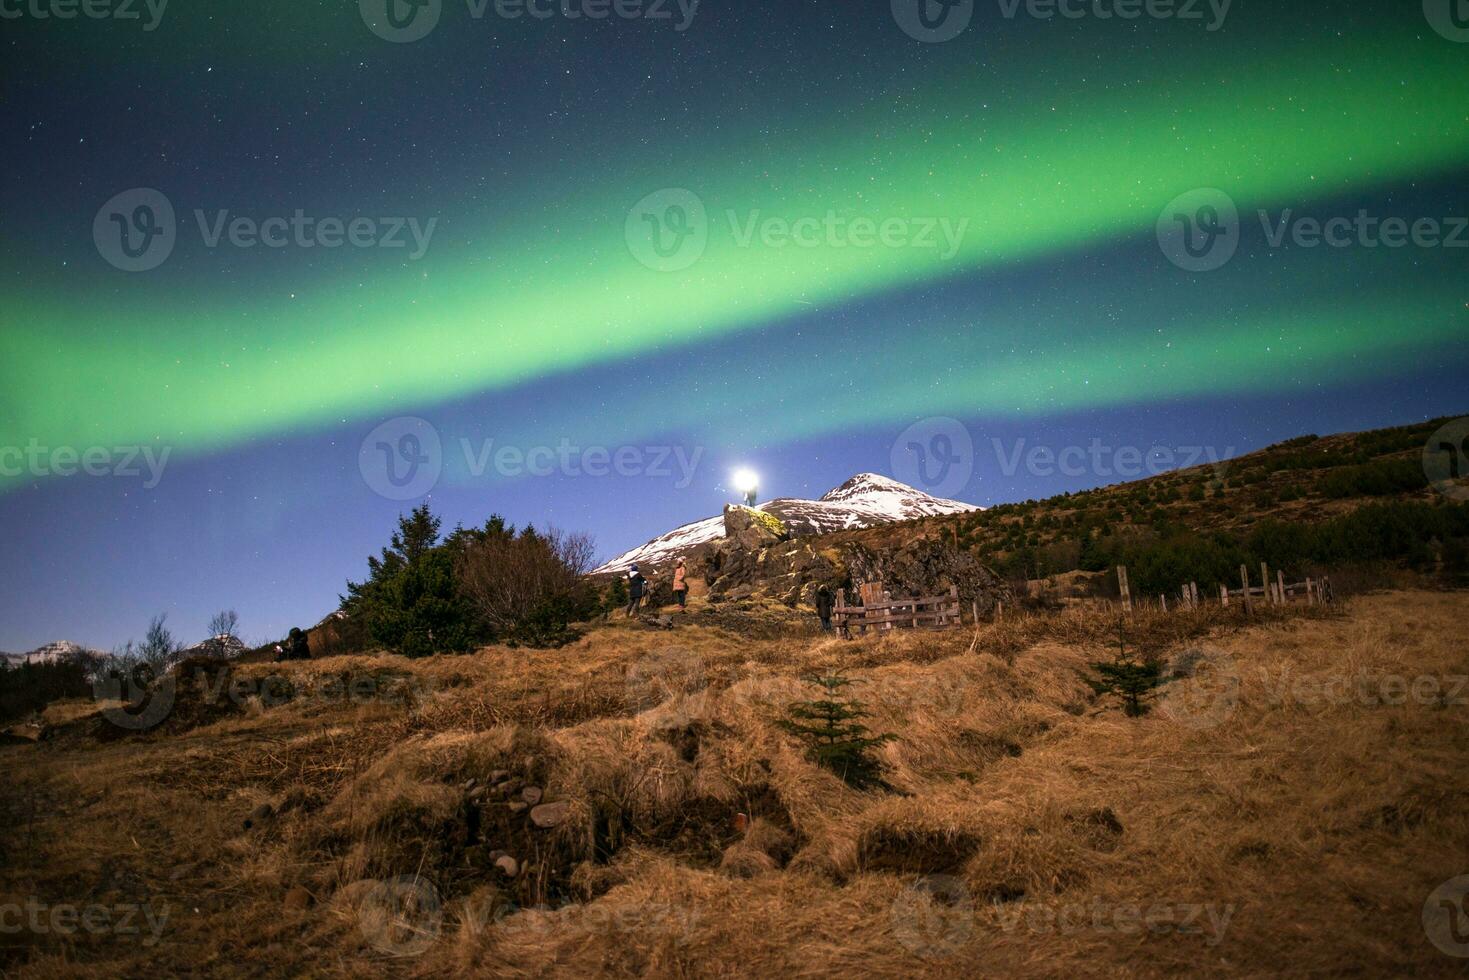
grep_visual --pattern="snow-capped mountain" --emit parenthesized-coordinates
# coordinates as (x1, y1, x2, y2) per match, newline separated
(592, 473, 979, 574)
(181, 634, 249, 659)
(0, 640, 104, 668)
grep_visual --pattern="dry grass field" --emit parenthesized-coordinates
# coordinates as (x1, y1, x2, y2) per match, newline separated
(3, 589, 1468, 978)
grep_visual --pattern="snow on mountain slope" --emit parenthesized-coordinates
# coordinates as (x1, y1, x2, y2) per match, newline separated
(592, 473, 978, 574)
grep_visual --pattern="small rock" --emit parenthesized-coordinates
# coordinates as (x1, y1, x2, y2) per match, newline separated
(530, 800, 570, 829)
(494, 855, 519, 878)
(283, 886, 312, 912)
(734, 812, 749, 834)
(509, 801, 529, 815)
(468, 786, 488, 802)
(521, 786, 543, 805)
(489, 770, 510, 784)
(461, 778, 477, 791)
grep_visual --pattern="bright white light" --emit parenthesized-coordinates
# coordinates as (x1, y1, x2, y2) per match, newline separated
(732, 468, 759, 494)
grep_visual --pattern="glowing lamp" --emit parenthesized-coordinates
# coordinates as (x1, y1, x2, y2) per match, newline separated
(733, 468, 760, 506)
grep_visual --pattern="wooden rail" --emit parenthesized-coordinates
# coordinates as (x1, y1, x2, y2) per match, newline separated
(833, 585, 962, 636)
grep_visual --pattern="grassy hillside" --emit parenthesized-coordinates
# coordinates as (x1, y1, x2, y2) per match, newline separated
(3, 590, 1468, 976)
(824, 416, 1469, 599)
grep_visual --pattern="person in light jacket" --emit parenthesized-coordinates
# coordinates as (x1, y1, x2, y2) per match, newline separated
(672, 559, 689, 610)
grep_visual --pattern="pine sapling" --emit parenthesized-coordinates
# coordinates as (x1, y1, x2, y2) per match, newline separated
(1084, 619, 1162, 717)
(779, 671, 896, 789)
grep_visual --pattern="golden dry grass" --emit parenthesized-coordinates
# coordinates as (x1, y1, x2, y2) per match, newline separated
(2, 590, 1467, 977)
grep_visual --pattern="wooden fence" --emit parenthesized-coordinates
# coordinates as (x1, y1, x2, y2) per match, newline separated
(833, 584, 962, 635)
(1117, 562, 1332, 614)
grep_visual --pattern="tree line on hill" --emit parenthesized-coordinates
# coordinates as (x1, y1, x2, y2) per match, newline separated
(337, 504, 614, 656)
(1038, 500, 1469, 597)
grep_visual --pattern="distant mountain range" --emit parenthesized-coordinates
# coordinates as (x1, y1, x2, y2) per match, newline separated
(1, 635, 249, 668)
(0, 640, 104, 668)
(593, 473, 979, 574)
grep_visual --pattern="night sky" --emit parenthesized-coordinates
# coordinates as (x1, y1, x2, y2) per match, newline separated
(2, 1, 1467, 650)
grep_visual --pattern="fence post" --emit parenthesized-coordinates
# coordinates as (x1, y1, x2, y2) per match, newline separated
(1220, 583, 1229, 607)
(1240, 565, 1252, 612)
(1160, 594, 1167, 613)
(1117, 565, 1132, 614)
(1260, 562, 1271, 606)
(1190, 582, 1199, 608)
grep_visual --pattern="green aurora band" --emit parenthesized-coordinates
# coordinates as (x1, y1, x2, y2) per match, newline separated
(4, 28, 1467, 483)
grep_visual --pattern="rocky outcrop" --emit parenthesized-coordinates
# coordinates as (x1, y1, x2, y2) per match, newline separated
(703, 526, 1012, 614)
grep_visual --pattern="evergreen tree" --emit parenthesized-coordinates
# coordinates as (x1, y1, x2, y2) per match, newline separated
(780, 672, 896, 790)
(1084, 621, 1162, 717)
(343, 505, 481, 657)
(605, 575, 628, 613)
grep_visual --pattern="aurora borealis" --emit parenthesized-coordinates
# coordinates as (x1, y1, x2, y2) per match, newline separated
(2, 1, 1467, 649)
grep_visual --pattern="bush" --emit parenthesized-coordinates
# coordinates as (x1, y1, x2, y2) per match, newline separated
(1319, 459, 1428, 499)
(454, 525, 599, 647)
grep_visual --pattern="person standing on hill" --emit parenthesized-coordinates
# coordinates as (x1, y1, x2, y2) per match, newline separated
(672, 559, 688, 611)
(815, 586, 835, 633)
(626, 564, 647, 618)
(276, 627, 310, 661)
